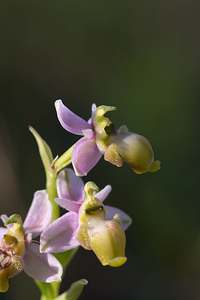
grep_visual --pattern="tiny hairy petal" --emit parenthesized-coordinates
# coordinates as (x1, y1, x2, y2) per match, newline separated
(0, 215, 8, 225)
(72, 137, 102, 176)
(95, 185, 112, 203)
(1, 215, 13, 230)
(0, 228, 8, 244)
(23, 190, 52, 238)
(55, 100, 92, 135)
(40, 212, 80, 253)
(104, 205, 132, 231)
(88, 103, 97, 126)
(56, 169, 85, 202)
(23, 243, 62, 282)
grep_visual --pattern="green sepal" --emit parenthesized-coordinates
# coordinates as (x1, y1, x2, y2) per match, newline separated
(4, 214, 24, 235)
(94, 105, 117, 127)
(79, 181, 106, 227)
(29, 126, 54, 177)
(93, 106, 116, 137)
(4, 214, 23, 227)
(54, 279, 88, 300)
(93, 105, 117, 154)
(29, 126, 59, 221)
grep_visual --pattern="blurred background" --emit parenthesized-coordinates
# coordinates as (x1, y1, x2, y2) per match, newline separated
(1, 0, 200, 299)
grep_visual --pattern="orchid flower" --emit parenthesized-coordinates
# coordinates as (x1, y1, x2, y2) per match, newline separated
(55, 100, 102, 176)
(40, 168, 132, 266)
(0, 190, 62, 292)
(55, 100, 160, 176)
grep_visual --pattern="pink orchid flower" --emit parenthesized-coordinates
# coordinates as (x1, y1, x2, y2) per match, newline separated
(0, 190, 62, 292)
(55, 100, 102, 176)
(40, 169, 132, 255)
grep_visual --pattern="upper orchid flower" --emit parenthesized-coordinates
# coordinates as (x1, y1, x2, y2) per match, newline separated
(55, 100, 102, 176)
(40, 168, 132, 267)
(0, 190, 62, 292)
(55, 100, 160, 176)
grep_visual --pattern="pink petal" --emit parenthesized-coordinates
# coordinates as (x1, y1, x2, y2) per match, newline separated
(55, 100, 92, 135)
(88, 103, 97, 126)
(23, 243, 62, 282)
(57, 169, 84, 202)
(0, 228, 8, 244)
(40, 212, 80, 253)
(95, 185, 112, 203)
(82, 129, 95, 140)
(23, 190, 52, 238)
(1, 214, 13, 229)
(104, 205, 132, 231)
(1, 215, 8, 224)
(55, 198, 81, 213)
(72, 137, 102, 176)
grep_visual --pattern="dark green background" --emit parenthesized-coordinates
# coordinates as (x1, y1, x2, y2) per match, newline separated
(1, 1, 200, 299)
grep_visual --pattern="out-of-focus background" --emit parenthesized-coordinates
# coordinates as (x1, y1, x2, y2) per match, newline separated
(1, 1, 200, 299)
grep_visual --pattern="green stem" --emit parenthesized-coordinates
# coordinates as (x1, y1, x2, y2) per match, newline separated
(46, 169, 59, 221)
(35, 280, 55, 300)
(54, 144, 75, 173)
(43, 147, 79, 298)
(30, 127, 81, 298)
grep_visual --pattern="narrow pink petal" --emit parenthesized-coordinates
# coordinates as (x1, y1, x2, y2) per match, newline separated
(0, 228, 7, 244)
(23, 243, 62, 282)
(104, 205, 132, 231)
(55, 100, 92, 135)
(72, 137, 102, 176)
(1, 215, 8, 224)
(55, 198, 81, 213)
(57, 169, 84, 202)
(95, 185, 112, 203)
(1, 214, 13, 229)
(23, 190, 52, 238)
(88, 103, 97, 126)
(40, 212, 80, 253)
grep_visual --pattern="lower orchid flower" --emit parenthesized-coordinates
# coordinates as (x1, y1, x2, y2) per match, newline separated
(0, 190, 63, 292)
(40, 168, 132, 267)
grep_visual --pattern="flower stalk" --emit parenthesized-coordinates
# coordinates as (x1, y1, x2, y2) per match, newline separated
(53, 144, 74, 173)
